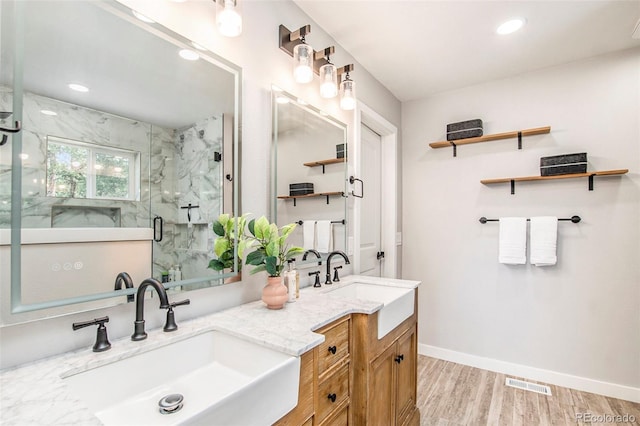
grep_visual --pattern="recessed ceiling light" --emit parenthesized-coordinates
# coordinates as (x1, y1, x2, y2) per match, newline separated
(497, 18, 525, 35)
(68, 83, 89, 92)
(178, 49, 200, 61)
(132, 10, 155, 23)
(40, 110, 57, 116)
(19, 153, 29, 160)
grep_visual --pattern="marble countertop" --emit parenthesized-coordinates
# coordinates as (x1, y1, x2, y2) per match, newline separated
(0, 275, 420, 425)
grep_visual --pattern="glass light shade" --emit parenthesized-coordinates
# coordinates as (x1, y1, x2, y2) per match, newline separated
(339, 78, 356, 110)
(216, 0, 242, 37)
(293, 43, 314, 84)
(319, 63, 338, 98)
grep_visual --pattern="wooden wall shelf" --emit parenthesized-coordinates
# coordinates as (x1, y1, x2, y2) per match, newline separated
(303, 157, 345, 173)
(277, 191, 344, 206)
(481, 169, 628, 194)
(429, 126, 551, 157)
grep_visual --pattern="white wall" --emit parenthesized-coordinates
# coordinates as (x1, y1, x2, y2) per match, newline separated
(0, 0, 401, 369)
(402, 47, 640, 400)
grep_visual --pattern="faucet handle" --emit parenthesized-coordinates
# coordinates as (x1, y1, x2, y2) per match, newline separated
(332, 265, 343, 282)
(72, 316, 111, 352)
(308, 271, 321, 287)
(163, 299, 190, 332)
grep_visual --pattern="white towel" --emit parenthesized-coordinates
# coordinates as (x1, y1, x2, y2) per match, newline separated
(302, 221, 316, 251)
(498, 217, 527, 265)
(316, 220, 333, 253)
(530, 216, 558, 266)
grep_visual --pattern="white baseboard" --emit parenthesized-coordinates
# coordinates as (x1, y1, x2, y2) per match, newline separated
(419, 344, 640, 403)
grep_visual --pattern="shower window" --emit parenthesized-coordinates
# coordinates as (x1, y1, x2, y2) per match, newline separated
(46, 136, 140, 201)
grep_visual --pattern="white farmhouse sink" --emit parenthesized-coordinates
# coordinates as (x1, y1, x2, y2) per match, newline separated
(62, 330, 300, 425)
(325, 282, 414, 339)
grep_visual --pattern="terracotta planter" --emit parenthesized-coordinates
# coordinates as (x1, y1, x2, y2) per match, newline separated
(262, 275, 288, 310)
(224, 271, 242, 284)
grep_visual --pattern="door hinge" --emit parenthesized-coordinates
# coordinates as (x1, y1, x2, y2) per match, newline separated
(376, 251, 385, 260)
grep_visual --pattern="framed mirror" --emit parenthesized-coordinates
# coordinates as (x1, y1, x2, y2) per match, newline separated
(271, 87, 348, 265)
(0, 0, 241, 324)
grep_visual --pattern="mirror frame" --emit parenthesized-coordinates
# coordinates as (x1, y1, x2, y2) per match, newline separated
(2, 0, 243, 324)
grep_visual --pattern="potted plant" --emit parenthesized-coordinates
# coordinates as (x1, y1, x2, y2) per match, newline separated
(208, 213, 248, 283)
(245, 216, 304, 309)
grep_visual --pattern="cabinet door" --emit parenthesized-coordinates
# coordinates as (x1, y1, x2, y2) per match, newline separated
(368, 343, 396, 426)
(395, 327, 417, 425)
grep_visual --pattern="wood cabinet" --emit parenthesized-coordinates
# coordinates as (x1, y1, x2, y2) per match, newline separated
(275, 289, 419, 426)
(274, 316, 351, 426)
(351, 289, 419, 426)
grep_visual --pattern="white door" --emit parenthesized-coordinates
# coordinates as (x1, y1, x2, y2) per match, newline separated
(359, 124, 383, 277)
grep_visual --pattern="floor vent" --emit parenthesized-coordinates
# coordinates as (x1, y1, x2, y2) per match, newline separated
(505, 378, 552, 396)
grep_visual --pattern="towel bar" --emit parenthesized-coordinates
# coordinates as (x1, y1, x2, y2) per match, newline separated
(479, 216, 581, 224)
(296, 219, 345, 225)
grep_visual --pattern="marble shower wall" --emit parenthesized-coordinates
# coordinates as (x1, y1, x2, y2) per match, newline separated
(151, 114, 224, 283)
(0, 89, 152, 229)
(1, 87, 225, 284)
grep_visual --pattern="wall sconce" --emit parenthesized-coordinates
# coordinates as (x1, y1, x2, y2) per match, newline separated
(338, 64, 356, 110)
(215, 0, 242, 37)
(317, 47, 337, 98)
(280, 25, 314, 83)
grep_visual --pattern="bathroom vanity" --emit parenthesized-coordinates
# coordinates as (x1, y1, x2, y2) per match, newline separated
(0, 276, 419, 425)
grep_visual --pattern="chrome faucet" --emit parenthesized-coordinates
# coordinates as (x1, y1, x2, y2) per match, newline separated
(302, 249, 322, 265)
(325, 250, 350, 284)
(114, 272, 135, 302)
(131, 278, 170, 341)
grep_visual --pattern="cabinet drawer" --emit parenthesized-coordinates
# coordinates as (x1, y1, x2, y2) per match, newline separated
(318, 318, 350, 375)
(317, 363, 350, 424)
(319, 403, 349, 426)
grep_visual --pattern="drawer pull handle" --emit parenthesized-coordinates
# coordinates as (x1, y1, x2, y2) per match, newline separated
(327, 393, 337, 403)
(395, 354, 404, 364)
(328, 345, 337, 354)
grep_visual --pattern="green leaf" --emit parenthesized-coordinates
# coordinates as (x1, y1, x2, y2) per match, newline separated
(212, 220, 225, 237)
(218, 213, 230, 227)
(285, 246, 304, 260)
(280, 223, 296, 239)
(246, 250, 266, 266)
(214, 238, 229, 257)
(237, 239, 248, 259)
(208, 259, 225, 271)
(265, 240, 279, 258)
(265, 256, 278, 276)
(248, 218, 255, 236)
(249, 264, 266, 275)
(254, 216, 270, 240)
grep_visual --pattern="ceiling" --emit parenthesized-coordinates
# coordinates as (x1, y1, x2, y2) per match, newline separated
(294, 0, 640, 102)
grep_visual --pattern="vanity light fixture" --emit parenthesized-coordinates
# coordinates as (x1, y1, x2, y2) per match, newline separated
(338, 64, 356, 111)
(215, 0, 242, 37)
(318, 48, 338, 98)
(279, 25, 314, 84)
(496, 18, 525, 35)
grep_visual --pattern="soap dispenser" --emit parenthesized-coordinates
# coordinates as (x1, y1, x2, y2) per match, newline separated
(285, 260, 296, 303)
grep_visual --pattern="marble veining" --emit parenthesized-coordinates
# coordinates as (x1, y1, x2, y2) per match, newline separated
(0, 275, 419, 425)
